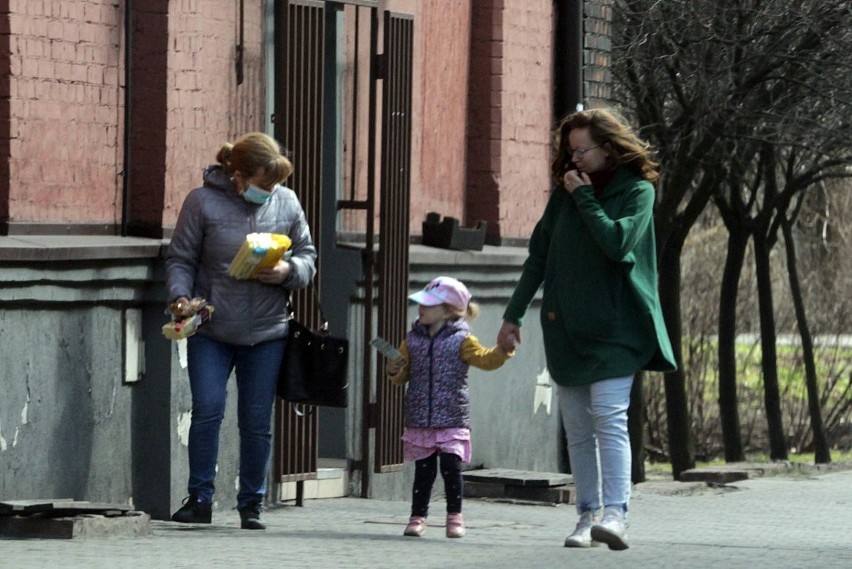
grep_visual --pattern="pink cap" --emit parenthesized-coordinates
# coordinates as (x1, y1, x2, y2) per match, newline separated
(408, 276, 471, 311)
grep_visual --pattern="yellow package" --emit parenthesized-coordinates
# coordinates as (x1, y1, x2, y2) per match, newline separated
(227, 233, 292, 279)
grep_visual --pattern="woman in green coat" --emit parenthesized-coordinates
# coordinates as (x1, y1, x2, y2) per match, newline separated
(497, 109, 676, 550)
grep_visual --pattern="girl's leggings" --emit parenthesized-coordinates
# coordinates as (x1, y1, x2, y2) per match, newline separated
(411, 452, 463, 517)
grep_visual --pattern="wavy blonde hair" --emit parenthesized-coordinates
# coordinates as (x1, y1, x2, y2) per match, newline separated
(216, 132, 293, 189)
(551, 108, 659, 186)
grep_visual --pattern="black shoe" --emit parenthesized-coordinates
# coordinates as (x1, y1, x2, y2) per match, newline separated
(239, 504, 267, 530)
(171, 493, 212, 524)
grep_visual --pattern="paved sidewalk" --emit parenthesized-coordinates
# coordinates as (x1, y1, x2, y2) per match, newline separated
(2, 470, 850, 569)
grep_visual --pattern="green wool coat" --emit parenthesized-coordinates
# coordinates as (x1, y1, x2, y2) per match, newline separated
(503, 167, 677, 386)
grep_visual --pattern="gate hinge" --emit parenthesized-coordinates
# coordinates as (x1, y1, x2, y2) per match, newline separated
(374, 53, 387, 80)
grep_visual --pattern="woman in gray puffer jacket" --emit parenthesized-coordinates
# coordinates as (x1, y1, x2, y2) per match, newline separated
(165, 132, 316, 530)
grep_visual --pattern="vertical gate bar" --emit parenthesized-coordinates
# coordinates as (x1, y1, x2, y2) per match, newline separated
(360, 5, 379, 498)
(348, 6, 360, 202)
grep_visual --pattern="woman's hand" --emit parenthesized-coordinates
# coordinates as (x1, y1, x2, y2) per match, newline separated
(169, 296, 192, 318)
(256, 260, 291, 285)
(562, 169, 591, 194)
(497, 320, 521, 353)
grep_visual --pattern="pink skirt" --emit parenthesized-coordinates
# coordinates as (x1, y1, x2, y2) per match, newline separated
(401, 427, 471, 463)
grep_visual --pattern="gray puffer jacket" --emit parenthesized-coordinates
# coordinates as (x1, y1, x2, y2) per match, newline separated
(165, 165, 317, 346)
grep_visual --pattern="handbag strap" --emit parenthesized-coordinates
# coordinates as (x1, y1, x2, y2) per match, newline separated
(287, 295, 330, 336)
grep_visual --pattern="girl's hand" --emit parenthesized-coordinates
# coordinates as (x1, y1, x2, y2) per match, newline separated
(256, 260, 291, 285)
(562, 169, 591, 194)
(497, 320, 521, 353)
(386, 358, 407, 376)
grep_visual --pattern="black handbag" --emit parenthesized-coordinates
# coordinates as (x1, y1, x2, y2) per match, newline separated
(278, 317, 349, 409)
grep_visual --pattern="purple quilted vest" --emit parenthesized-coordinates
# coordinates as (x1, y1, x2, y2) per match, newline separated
(404, 319, 471, 429)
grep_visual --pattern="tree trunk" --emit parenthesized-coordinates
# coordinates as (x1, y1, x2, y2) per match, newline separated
(628, 371, 646, 483)
(752, 231, 788, 460)
(658, 239, 695, 478)
(781, 218, 831, 463)
(718, 227, 748, 462)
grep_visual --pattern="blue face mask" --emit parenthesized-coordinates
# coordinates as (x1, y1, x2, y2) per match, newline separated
(242, 184, 273, 205)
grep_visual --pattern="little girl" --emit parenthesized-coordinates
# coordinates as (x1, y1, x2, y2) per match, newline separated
(386, 276, 514, 538)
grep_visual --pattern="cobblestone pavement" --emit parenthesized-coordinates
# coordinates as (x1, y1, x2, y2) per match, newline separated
(2, 470, 850, 569)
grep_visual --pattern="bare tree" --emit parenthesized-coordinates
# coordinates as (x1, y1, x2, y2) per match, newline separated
(611, 0, 852, 473)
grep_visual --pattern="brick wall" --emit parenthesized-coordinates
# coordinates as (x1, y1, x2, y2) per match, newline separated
(163, 0, 266, 227)
(465, 0, 553, 243)
(0, 0, 267, 231)
(465, 0, 503, 242)
(408, 0, 471, 227)
(3, 0, 124, 225)
(497, 0, 553, 241)
(584, 0, 612, 107)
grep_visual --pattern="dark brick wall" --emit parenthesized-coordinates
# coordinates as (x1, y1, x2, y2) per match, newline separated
(584, 0, 613, 107)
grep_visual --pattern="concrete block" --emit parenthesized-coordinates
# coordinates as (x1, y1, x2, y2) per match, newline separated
(0, 512, 150, 539)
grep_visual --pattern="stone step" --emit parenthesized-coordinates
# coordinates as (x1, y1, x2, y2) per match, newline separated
(277, 463, 348, 502)
(463, 468, 572, 487)
(678, 461, 794, 484)
(462, 469, 574, 504)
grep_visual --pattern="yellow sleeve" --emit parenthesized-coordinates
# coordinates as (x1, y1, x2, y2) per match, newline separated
(461, 335, 513, 371)
(387, 341, 410, 386)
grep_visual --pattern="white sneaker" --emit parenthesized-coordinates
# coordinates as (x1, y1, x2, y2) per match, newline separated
(563, 510, 601, 548)
(590, 506, 629, 550)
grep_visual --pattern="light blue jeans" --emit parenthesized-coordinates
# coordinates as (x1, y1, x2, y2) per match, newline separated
(556, 375, 634, 515)
(186, 334, 285, 510)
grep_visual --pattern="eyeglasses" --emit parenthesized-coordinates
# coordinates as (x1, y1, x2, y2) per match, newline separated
(571, 145, 600, 158)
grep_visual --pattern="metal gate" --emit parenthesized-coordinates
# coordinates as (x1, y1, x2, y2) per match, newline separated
(272, 0, 324, 501)
(273, 0, 414, 500)
(374, 11, 414, 476)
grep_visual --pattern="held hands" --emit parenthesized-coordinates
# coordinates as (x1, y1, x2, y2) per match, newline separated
(562, 169, 591, 194)
(256, 260, 291, 285)
(497, 320, 521, 353)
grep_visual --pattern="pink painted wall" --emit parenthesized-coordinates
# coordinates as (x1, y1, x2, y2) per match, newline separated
(5, 0, 125, 224)
(497, 0, 553, 240)
(465, 0, 554, 243)
(407, 0, 471, 225)
(2, 0, 574, 242)
(388, 0, 555, 242)
(163, 0, 266, 227)
(1, 0, 267, 229)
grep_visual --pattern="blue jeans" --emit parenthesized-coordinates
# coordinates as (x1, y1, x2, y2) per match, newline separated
(185, 334, 285, 510)
(556, 375, 634, 516)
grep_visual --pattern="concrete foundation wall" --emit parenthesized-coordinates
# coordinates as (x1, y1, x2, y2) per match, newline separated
(0, 245, 241, 520)
(0, 240, 563, 509)
(0, 306, 133, 502)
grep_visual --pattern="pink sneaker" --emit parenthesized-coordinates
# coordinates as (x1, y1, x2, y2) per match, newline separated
(403, 516, 427, 537)
(446, 513, 465, 538)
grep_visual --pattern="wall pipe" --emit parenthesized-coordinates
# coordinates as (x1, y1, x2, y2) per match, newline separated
(121, 0, 132, 236)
